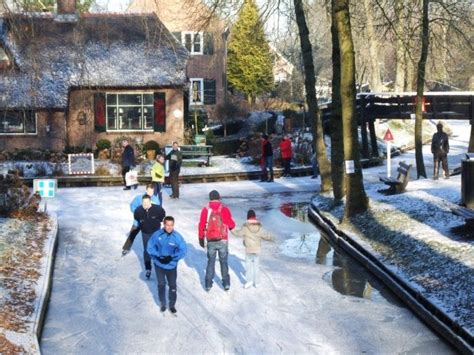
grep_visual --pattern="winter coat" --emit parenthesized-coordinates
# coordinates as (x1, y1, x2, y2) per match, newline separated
(133, 204, 166, 234)
(232, 219, 274, 254)
(122, 145, 135, 168)
(147, 228, 187, 270)
(431, 132, 449, 155)
(279, 139, 292, 159)
(166, 149, 183, 171)
(262, 140, 273, 157)
(198, 201, 235, 241)
(151, 162, 165, 182)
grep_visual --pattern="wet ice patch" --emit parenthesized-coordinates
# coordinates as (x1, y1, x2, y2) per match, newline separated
(279, 232, 320, 259)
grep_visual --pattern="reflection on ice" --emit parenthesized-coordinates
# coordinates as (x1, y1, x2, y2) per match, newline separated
(279, 202, 402, 306)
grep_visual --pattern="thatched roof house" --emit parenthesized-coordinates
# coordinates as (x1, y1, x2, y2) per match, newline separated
(0, 7, 189, 152)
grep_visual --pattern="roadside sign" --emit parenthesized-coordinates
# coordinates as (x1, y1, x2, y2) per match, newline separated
(383, 128, 394, 142)
(33, 179, 57, 198)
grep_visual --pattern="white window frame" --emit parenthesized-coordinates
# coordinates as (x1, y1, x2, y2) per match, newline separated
(182, 31, 203, 55)
(0, 111, 37, 135)
(189, 78, 204, 106)
(105, 92, 155, 132)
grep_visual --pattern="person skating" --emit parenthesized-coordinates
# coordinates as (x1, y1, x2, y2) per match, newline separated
(122, 139, 138, 190)
(122, 184, 161, 256)
(231, 209, 274, 288)
(279, 135, 292, 177)
(128, 195, 165, 279)
(166, 142, 183, 198)
(147, 216, 187, 315)
(431, 122, 450, 179)
(260, 134, 274, 182)
(151, 154, 165, 205)
(198, 190, 235, 291)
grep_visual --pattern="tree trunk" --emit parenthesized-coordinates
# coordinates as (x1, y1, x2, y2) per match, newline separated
(293, 0, 332, 192)
(363, 0, 383, 92)
(415, 0, 429, 179)
(394, 0, 406, 92)
(334, 0, 369, 217)
(330, 3, 345, 201)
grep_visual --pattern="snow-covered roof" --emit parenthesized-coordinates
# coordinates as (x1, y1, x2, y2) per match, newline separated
(0, 13, 189, 109)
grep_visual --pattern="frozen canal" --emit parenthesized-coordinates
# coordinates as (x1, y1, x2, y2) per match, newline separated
(40, 178, 452, 354)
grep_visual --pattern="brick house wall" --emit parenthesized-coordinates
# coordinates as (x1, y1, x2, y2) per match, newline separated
(68, 88, 185, 149)
(128, 0, 228, 118)
(0, 111, 66, 152)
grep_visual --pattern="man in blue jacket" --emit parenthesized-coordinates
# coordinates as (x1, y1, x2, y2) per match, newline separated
(147, 216, 187, 315)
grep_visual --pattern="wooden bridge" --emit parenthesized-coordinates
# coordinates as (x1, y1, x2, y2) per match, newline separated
(321, 92, 474, 158)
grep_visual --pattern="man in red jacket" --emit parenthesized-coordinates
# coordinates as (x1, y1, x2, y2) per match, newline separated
(279, 135, 292, 177)
(198, 190, 235, 291)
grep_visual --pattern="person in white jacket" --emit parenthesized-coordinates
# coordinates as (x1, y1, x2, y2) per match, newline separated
(231, 210, 274, 288)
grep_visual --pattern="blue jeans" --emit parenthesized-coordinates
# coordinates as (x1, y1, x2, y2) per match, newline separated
(261, 156, 273, 181)
(155, 267, 177, 308)
(245, 253, 260, 285)
(205, 240, 229, 288)
(153, 182, 163, 205)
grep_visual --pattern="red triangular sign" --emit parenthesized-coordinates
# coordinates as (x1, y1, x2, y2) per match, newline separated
(383, 128, 394, 141)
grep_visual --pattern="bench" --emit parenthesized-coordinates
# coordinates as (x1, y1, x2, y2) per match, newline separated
(379, 161, 412, 194)
(451, 207, 474, 227)
(179, 145, 213, 167)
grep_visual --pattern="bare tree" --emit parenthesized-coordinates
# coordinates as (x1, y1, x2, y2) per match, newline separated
(293, 0, 332, 192)
(330, 0, 345, 201)
(333, 0, 368, 217)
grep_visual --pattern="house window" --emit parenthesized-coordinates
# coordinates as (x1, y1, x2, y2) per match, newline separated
(190, 79, 204, 105)
(183, 32, 203, 55)
(106, 93, 154, 131)
(0, 110, 36, 134)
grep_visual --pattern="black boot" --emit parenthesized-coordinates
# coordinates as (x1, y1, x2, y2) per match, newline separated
(267, 171, 274, 182)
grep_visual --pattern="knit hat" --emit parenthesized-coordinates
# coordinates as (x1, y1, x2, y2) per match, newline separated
(247, 209, 256, 220)
(209, 190, 220, 200)
(262, 134, 268, 140)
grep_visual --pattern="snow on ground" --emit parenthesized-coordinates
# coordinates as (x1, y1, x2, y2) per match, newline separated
(39, 178, 452, 354)
(313, 120, 474, 333)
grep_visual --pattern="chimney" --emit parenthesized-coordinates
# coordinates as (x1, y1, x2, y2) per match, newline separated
(54, 0, 78, 23)
(57, 0, 76, 14)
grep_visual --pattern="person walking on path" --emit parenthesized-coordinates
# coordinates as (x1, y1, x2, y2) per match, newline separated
(198, 190, 235, 291)
(279, 135, 292, 177)
(151, 154, 165, 204)
(122, 140, 138, 190)
(122, 184, 161, 256)
(166, 142, 183, 199)
(260, 134, 274, 182)
(431, 122, 450, 180)
(126, 195, 166, 279)
(147, 216, 187, 315)
(232, 209, 274, 288)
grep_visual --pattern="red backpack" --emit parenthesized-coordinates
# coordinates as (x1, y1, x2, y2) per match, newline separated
(205, 205, 226, 241)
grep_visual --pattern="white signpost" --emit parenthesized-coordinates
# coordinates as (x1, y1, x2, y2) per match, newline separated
(383, 128, 395, 177)
(33, 178, 57, 212)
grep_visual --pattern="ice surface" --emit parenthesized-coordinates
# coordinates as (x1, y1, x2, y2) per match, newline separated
(39, 178, 453, 354)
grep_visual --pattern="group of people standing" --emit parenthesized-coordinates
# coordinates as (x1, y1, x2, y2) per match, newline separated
(122, 184, 274, 315)
(260, 134, 293, 182)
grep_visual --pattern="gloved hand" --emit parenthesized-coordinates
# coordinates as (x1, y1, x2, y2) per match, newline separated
(158, 256, 172, 264)
(199, 239, 205, 248)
